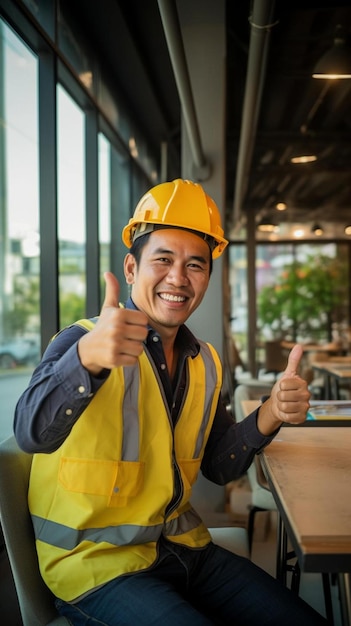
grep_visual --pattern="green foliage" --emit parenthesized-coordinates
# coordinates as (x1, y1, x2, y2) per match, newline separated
(60, 292, 85, 329)
(3, 276, 40, 336)
(257, 254, 348, 341)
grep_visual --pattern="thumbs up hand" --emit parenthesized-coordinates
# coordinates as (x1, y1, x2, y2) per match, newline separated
(78, 272, 148, 375)
(257, 344, 311, 435)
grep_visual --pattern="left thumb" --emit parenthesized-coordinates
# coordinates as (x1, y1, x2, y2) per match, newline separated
(281, 344, 303, 378)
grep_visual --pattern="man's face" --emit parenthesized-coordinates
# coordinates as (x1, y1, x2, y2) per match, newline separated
(124, 228, 211, 335)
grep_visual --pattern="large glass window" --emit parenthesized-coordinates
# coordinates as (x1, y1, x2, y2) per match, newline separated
(229, 241, 350, 375)
(57, 85, 86, 328)
(0, 21, 40, 440)
(256, 243, 349, 346)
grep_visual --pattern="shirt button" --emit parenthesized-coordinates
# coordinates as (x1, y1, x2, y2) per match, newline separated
(78, 385, 86, 394)
(65, 408, 73, 416)
(242, 445, 247, 451)
(88, 392, 94, 398)
(160, 363, 166, 370)
(230, 453, 235, 459)
(152, 335, 159, 342)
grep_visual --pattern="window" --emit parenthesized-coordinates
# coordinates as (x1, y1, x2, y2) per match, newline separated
(229, 241, 350, 373)
(0, 21, 40, 440)
(57, 85, 86, 328)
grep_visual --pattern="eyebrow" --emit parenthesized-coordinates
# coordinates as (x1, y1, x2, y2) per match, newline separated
(152, 247, 209, 265)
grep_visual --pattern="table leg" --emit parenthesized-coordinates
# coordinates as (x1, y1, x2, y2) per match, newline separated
(338, 573, 351, 626)
(331, 376, 340, 400)
(276, 513, 285, 583)
(276, 515, 301, 594)
(325, 373, 332, 399)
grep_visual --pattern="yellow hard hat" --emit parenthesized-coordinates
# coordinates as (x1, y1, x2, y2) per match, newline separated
(122, 179, 228, 259)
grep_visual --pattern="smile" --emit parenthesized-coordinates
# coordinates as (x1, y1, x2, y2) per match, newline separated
(159, 293, 186, 303)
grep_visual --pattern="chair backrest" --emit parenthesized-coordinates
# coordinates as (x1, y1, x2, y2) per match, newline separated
(0, 436, 68, 626)
(234, 381, 273, 423)
(264, 340, 287, 375)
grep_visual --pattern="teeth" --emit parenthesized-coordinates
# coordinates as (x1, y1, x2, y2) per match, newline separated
(160, 293, 186, 302)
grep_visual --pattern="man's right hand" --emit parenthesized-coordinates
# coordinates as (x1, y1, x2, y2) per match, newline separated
(78, 271, 148, 375)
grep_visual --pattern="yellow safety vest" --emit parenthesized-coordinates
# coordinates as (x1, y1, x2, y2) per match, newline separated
(29, 321, 222, 601)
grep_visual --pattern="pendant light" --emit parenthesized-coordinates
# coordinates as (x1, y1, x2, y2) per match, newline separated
(312, 26, 351, 80)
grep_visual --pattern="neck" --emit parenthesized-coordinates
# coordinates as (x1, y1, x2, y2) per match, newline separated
(163, 340, 178, 380)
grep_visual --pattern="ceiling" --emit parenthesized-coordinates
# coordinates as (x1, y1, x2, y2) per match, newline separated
(63, 0, 351, 241)
(226, 0, 351, 241)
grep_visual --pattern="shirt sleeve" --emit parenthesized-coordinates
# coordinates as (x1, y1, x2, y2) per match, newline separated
(13, 324, 110, 453)
(200, 394, 278, 484)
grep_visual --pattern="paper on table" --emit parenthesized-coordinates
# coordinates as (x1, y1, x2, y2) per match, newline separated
(307, 400, 351, 420)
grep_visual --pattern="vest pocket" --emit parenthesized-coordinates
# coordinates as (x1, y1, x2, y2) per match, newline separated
(59, 457, 145, 506)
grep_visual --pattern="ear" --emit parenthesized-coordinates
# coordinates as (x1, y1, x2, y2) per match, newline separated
(124, 253, 136, 285)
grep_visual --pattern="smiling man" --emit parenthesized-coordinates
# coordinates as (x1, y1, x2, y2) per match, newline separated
(14, 179, 327, 625)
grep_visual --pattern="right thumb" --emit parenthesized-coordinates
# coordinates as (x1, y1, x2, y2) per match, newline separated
(101, 271, 120, 310)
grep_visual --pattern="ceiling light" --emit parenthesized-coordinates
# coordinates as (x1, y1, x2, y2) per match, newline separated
(290, 154, 317, 164)
(312, 224, 323, 236)
(275, 202, 287, 211)
(257, 218, 279, 233)
(290, 131, 318, 163)
(345, 225, 351, 236)
(293, 228, 305, 239)
(312, 26, 351, 79)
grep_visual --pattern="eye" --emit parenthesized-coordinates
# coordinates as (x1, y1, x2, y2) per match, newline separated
(188, 262, 206, 271)
(157, 257, 171, 263)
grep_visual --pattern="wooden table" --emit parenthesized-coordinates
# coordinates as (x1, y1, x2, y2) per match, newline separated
(311, 360, 351, 400)
(260, 427, 351, 625)
(281, 341, 342, 355)
(241, 399, 261, 416)
(241, 399, 351, 426)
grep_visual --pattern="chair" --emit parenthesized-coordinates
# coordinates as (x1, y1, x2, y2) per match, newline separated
(263, 341, 287, 380)
(233, 382, 277, 553)
(208, 526, 248, 558)
(0, 436, 69, 626)
(0, 435, 249, 626)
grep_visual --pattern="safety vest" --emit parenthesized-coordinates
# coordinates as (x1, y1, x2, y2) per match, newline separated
(29, 320, 222, 601)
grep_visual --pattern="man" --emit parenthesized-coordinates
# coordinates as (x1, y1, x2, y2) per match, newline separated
(14, 179, 327, 625)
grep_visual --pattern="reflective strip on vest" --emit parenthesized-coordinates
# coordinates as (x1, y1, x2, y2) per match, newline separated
(31, 514, 162, 549)
(194, 341, 217, 458)
(31, 508, 201, 550)
(122, 365, 140, 461)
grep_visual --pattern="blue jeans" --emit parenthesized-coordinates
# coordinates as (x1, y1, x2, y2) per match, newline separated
(55, 538, 328, 625)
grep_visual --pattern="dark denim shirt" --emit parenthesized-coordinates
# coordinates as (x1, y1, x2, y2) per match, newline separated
(14, 298, 276, 484)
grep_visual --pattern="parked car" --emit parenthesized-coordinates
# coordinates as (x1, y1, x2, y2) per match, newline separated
(0, 338, 40, 369)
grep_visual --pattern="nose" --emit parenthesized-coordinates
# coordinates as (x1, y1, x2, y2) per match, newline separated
(165, 263, 189, 287)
